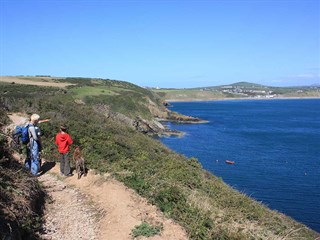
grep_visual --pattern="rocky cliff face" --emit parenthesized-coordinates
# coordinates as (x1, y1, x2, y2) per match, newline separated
(146, 99, 207, 123)
(93, 99, 205, 137)
(133, 116, 184, 137)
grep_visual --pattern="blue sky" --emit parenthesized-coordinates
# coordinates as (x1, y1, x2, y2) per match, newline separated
(1, 0, 319, 88)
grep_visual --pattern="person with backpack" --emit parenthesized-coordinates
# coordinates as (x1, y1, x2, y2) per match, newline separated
(28, 114, 42, 176)
(55, 125, 73, 177)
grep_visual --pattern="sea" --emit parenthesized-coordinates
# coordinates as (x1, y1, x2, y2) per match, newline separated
(160, 99, 320, 233)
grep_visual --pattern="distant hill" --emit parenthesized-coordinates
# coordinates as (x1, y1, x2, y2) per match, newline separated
(199, 81, 269, 89)
(230, 81, 267, 87)
(154, 81, 320, 101)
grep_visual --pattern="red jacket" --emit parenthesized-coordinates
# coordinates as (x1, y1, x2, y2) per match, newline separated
(55, 132, 73, 153)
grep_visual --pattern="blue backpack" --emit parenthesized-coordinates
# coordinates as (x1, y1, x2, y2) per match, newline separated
(13, 125, 30, 144)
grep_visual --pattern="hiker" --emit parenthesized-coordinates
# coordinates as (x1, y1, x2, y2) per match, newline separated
(55, 125, 73, 176)
(28, 114, 42, 175)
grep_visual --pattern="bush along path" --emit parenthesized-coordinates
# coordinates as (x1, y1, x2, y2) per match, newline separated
(8, 113, 188, 240)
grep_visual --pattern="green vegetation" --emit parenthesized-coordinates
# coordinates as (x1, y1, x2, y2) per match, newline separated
(154, 89, 225, 101)
(62, 77, 165, 119)
(70, 86, 120, 99)
(0, 79, 318, 239)
(131, 222, 162, 238)
(0, 109, 45, 239)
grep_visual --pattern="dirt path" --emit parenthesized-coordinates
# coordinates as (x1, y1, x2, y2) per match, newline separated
(8, 113, 188, 240)
(39, 172, 100, 240)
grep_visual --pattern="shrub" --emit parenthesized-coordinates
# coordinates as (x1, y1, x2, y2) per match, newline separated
(131, 222, 162, 238)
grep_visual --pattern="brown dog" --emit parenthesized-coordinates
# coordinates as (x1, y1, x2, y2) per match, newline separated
(73, 146, 86, 179)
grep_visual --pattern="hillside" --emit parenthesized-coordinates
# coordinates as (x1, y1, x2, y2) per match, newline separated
(0, 76, 203, 136)
(0, 77, 319, 239)
(154, 81, 320, 101)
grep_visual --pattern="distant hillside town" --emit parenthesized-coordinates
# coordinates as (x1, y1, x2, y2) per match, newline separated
(206, 85, 277, 98)
(151, 82, 320, 101)
(200, 82, 320, 98)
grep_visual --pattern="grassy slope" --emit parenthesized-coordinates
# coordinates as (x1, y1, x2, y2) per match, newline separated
(65, 77, 166, 119)
(155, 89, 226, 101)
(0, 79, 318, 239)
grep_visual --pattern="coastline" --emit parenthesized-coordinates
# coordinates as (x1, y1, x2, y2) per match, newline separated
(157, 118, 209, 124)
(166, 96, 320, 102)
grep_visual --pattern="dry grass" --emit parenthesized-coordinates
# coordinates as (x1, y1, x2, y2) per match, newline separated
(0, 76, 74, 88)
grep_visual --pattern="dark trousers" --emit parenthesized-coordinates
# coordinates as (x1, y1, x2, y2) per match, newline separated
(60, 152, 70, 175)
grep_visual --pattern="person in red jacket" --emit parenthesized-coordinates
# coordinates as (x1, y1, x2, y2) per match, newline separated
(55, 125, 73, 176)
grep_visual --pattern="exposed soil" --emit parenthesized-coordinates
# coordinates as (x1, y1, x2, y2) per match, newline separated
(8, 113, 188, 240)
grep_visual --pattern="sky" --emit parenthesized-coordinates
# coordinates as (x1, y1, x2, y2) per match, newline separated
(0, 0, 319, 88)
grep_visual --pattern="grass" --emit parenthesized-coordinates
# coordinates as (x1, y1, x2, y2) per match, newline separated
(0, 76, 74, 88)
(70, 86, 119, 99)
(131, 222, 162, 238)
(154, 89, 225, 100)
(62, 77, 166, 119)
(70, 84, 138, 100)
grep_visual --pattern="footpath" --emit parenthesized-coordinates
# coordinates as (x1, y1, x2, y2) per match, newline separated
(8, 114, 188, 240)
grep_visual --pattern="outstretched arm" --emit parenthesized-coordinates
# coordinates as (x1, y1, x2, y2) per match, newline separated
(39, 119, 50, 124)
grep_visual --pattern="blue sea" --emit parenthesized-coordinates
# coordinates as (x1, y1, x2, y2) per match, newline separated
(160, 99, 320, 233)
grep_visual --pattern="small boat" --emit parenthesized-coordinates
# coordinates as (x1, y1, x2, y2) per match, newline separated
(225, 160, 235, 164)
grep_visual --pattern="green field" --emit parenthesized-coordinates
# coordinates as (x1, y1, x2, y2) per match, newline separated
(70, 86, 120, 99)
(155, 89, 226, 101)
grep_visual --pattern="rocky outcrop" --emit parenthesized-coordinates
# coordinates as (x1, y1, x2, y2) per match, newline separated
(133, 117, 184, 137)
(94, 104, 184, 137)
(94, 98, 207, 137)
(145, 98, 208, 124)
(163, 111, 208, 124)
